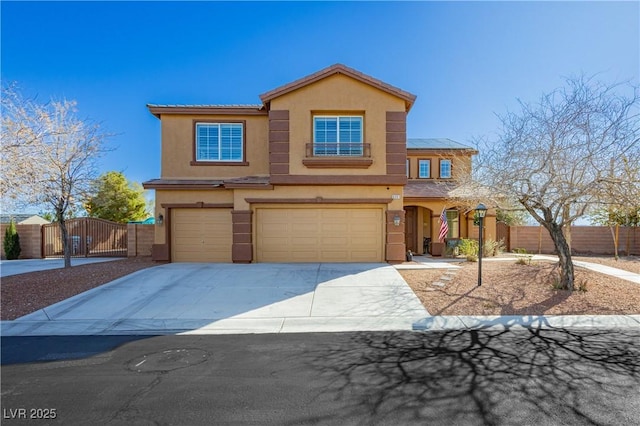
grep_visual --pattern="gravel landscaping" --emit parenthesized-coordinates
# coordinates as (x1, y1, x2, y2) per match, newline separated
(1, 257, 160, 320)
(401, 255, 640, 316)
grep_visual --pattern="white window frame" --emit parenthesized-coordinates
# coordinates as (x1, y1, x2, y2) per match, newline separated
(313, 115, 363, 156)
(418, 159, 431, 178)
(440, 159, 452, 179)
(195, 122, 243, 162)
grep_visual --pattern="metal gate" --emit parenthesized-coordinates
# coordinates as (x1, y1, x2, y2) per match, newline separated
(496, 221, 510, 251)
(42, 218, 127, 258)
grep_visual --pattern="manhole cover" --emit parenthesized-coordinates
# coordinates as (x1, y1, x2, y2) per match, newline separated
(127, 349, 209, 373)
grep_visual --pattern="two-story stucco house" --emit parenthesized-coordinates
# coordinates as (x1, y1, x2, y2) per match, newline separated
(143, 64, 495, 263)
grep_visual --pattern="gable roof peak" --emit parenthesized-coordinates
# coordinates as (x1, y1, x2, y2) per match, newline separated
(259, 64, 416, 112)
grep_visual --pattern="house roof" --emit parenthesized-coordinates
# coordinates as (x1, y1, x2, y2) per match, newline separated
(0, 214, 50, 225)
(147, 104, 266, 118)
(142, 177, 272, 190)
(407, 138, 476, 151)
(142, 179, 225, 190)
(404, 181, 459, 199)
(259, 64, 417, 112)
(404, 180, 495, 201)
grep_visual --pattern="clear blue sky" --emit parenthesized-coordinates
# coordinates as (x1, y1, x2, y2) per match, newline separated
(2, 1, 638, 187)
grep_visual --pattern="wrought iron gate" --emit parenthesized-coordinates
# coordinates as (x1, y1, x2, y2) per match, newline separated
(42, 218, 127, 258)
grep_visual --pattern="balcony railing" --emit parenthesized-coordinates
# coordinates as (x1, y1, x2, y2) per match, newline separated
(306, 143, 371, 157)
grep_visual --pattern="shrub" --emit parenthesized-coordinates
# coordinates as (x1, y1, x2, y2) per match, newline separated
(483, 238, 505, 257)
(458, 239, 479, 257)
(3, 219, 21, 260)
(513, 247, 533, 265)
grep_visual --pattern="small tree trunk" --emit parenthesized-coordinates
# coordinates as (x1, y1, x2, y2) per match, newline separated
(546, 222, 574, 291)
(58, 217, 72, 269)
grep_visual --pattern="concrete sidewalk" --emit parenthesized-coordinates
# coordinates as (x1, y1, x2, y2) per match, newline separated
(0, 257, 121, 277)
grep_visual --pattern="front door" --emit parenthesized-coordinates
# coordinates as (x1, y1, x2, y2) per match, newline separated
(404, 206, 417, 253)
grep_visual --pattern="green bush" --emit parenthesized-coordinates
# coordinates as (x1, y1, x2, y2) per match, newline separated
(458, 239, 479, 257)
(3, 219, 21, 260)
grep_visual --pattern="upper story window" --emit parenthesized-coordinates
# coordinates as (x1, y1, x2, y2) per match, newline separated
(313, 116, 363, 156)
(418, 159, 431, 178)
(195, 122, 243, 162)
(440, 159, 452, 178)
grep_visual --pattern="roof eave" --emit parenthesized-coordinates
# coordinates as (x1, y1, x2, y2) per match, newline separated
(259, 64, 417, 112)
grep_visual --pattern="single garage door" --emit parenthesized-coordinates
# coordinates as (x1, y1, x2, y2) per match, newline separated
(256, 207, 383, 262)
(171, 208, 232, 262)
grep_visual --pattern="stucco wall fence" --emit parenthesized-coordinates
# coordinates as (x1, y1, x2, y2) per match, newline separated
(0, 224, 43, 259)
(508, 225, 639, 256)
(0, 223, 155, 259)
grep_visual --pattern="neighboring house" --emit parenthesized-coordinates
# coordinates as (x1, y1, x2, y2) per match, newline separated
(143, 64, 495, 263)
(0, 214, 50, 225)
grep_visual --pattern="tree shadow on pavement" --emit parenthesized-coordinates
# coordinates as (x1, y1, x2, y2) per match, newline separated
(296, 328, 640, 425)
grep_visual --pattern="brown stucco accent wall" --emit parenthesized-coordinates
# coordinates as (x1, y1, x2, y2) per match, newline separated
(386, 210, 406, 263)
(232, 210, 253, 263)
(386, 112, 408, 178)
(269, 110, 290, 176)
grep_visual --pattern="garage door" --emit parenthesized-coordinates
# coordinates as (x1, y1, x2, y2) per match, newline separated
(171, 209, 232, 262)
(256, 208, 383, 262)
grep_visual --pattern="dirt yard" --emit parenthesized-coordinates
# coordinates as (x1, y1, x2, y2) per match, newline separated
(1, 257, 160, 320)
(401, 256, 640, 316)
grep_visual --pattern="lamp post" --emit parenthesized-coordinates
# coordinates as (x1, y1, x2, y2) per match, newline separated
(476, 203, 487, 287)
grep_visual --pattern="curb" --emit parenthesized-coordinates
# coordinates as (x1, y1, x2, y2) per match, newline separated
(413, 315, 640, 331)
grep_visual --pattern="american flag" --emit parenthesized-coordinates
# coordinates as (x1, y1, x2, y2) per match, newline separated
(438, 209, 449, 242)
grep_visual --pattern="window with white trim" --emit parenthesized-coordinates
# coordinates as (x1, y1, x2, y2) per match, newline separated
(440, 159, 452, 178)
(418, 159, 431, 178)
(313, 116, 363, 156)
(196, 123, 243, 162)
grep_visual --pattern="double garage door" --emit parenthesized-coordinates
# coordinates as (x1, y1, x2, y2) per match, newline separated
(171, 207, 384, 263)
(255, 208, 383, 262)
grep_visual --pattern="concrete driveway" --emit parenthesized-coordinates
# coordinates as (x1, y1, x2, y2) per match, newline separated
(1, 263, 430, 336)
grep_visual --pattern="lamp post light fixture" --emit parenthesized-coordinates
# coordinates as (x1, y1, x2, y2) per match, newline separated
(476, 203, 487, 287)
(157, 214, 164, 226)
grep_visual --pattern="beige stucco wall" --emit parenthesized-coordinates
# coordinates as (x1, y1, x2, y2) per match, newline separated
(270, 73, 406, 176)
(159, 114, 269, 179)
(235, 185, 404, 210)
(407, 153, 472, 180)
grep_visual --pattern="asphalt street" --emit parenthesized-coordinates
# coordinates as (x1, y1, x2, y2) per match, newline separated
(2, 329, 640, 425)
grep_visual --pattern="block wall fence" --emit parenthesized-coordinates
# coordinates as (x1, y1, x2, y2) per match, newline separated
(507, 225, 639, 256)
(0, 223, 155, 259)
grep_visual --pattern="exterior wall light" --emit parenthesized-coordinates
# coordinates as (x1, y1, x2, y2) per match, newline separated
(157, 214, 164, 226)
(475, 203, 487, 286)
(393, 215, 401, 227)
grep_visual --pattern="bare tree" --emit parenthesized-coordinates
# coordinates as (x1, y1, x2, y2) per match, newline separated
(591, 156, 640, 258)
(1, 84, 111, 268)
(477, 75, 640, 290)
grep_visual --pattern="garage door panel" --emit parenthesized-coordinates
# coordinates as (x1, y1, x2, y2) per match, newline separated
(256, 208, 383, 262)
(172, 209, 232, 262)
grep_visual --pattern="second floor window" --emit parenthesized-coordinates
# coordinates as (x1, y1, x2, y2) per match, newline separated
(196, 123, 243, 162)
(440, 159, 452, 178)
(418, 159, 431, 178)
(313, 116, 363, 156)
